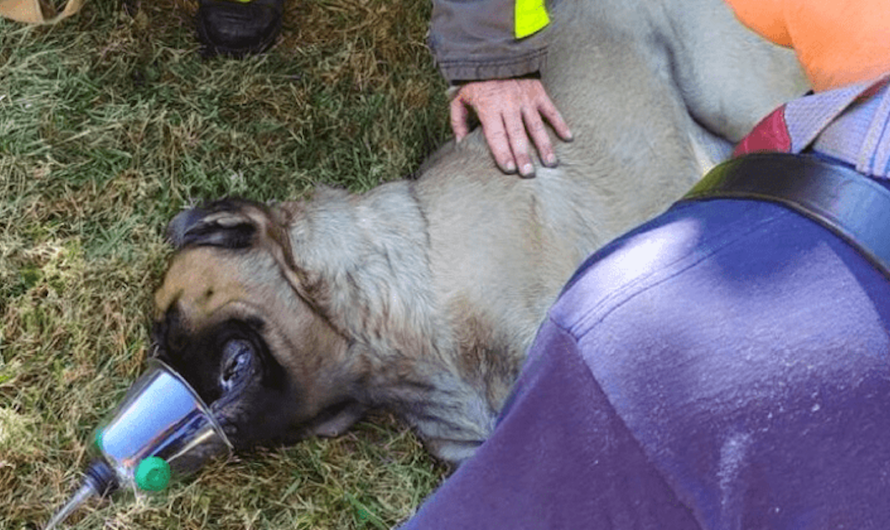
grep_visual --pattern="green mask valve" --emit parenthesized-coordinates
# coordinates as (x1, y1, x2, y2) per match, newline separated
(135, 456, 172, 492)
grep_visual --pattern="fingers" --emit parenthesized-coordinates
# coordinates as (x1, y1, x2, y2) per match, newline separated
(503, 109, 536, 177)
(478, 108, 518, 174)
(524, 81, 572, 169)
(522, 107, 556, 169)
(537, 96, 573, 143)
(449, 97, 471, 143)
(452, 91, 518, 173)
(453, 78, 572, 177)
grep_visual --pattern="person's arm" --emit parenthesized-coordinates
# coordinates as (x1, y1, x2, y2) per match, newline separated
(429, 0, 572, 177)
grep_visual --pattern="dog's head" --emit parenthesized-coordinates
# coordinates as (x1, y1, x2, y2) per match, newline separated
(151, 199, 367, 449)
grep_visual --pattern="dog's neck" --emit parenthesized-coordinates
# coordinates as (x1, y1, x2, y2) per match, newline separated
(281, 182, 444, 358)
(279, 183, 500, 462)
(347, 342, 498, 463)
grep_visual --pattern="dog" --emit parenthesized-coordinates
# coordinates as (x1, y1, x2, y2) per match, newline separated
(151, 0, 807, 464)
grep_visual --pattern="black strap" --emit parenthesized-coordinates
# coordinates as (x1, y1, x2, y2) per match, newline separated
(679, 152, 890, 279)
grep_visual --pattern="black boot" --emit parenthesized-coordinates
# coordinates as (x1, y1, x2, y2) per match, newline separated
(196, 0, 283, 57)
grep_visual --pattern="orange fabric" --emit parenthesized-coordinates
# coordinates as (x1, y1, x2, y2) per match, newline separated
(726, 0, 890, 92)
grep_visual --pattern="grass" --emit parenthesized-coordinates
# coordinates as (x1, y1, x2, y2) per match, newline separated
(0, 0, 453, 527)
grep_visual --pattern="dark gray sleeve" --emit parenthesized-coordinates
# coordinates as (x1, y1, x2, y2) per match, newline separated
(428, 0, 549, 84)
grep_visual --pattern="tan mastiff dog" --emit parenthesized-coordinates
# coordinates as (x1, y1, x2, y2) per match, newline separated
(152, 0, 807, 464)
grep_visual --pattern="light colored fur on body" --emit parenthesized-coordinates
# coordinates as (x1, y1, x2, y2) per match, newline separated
(157, 0, 807, 464)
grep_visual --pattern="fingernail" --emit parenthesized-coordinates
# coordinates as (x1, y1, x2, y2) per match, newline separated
(520, 163, 535, 177)
(544, 154, 558, 167)
(504, 161, 517, 174)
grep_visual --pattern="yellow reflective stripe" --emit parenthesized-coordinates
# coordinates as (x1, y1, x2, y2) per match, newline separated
(514, 0, 549, 39)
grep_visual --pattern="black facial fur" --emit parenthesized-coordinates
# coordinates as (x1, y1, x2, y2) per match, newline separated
(150, 310, 297, 448)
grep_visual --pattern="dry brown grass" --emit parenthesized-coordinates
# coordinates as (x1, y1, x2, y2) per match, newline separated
(0, 0, 452, 527)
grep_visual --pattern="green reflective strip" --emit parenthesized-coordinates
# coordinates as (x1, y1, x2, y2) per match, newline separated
(514, 0, 549, 39)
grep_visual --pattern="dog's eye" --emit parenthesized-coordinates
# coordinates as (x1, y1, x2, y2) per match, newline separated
(220, 339, 255, 391)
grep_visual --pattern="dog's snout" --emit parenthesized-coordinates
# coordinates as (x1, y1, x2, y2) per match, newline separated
(219, 338, 256, 393)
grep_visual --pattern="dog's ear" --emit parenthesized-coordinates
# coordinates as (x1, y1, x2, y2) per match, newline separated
(167, 199, 260, 250)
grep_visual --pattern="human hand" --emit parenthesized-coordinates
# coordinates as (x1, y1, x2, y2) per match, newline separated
(450, 78, 573, 177)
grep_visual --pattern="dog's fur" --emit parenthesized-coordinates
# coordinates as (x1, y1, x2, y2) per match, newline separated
(152, 0, 808, 464)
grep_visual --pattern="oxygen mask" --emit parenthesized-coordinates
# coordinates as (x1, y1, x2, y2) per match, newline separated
(44, 359, 232, 529)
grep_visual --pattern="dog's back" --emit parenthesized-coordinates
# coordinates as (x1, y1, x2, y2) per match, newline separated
(409, 0, 806, 422)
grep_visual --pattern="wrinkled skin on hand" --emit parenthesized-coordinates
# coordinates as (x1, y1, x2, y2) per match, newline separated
(450, 78, 574, 178)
